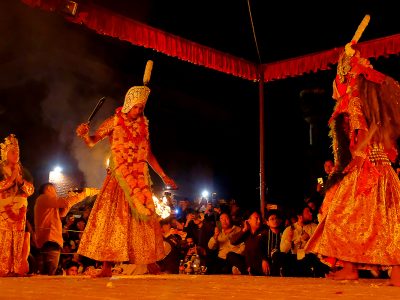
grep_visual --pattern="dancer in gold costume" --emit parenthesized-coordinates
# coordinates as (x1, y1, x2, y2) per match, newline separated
(306, 15, 400, 286)
(0, 134, 34, 276)
(76, 61, 177, 277)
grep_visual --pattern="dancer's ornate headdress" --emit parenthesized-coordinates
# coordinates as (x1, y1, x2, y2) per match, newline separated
(0, 134, 19, 162)
(122, 60, 153, 113)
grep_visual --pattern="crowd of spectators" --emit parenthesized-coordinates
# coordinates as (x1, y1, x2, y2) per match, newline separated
(155, 197, 331, 277)
(23, 158, 394, 278)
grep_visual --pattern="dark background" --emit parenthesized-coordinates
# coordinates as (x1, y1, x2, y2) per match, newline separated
(1, 0, 399, 210)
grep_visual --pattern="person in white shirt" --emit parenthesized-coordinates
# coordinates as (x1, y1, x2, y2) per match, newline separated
(208, 213, 245, 274)
(280, 205, 329, 277)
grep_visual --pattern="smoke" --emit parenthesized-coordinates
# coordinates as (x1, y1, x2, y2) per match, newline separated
(0, 1, 257, 201)
(0, 0, 122, 188)
(72, 136, 110, 188)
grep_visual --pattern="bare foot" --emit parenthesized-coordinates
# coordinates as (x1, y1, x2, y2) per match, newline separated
(147, 263, 161, 275)
(91, 262, 113, 278)
(326, 268, 359, 280)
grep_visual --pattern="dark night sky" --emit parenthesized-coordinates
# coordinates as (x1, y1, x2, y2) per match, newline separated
(1, 0, 399, 210)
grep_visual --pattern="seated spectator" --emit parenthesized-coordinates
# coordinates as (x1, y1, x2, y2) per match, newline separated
(229, 200, 244, 227)
(69, 218, 86, 249)
(169, 216, 184, 231)
(181, 210, 214, 272)
(283, 211, 298, 229)
(157, 218, 184, 274)
(305, 197, 320, 224)
(61, 241, 74, 258)
(182, 210, 197, 242)
(196, 197, 208, 213)
(280, 205, 329, 277)
(230, 210, 269, 276)
(203, 202, 218, 226)
(183, 211, 214, 252)
(316, 159, 334, 195)
(64, 260, 80, 276)
(182, 236, 198, 263)
(176, 198, 191, 223)
(309, 159, 334, 218)
(264, 209, 285, 276)
(207, 213, 245, 274)
(62, 214, 75, 246)
(81, 207, 92, 221)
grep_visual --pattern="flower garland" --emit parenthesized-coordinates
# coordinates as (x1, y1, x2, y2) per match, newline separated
(110, 155, 151, 221)
(110, 109, 154, 221)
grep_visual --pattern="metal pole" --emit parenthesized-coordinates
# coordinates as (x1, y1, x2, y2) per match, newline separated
(258, 66, 265, 218)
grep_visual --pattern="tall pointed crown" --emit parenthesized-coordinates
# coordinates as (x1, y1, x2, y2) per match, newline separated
(337, 15, 371, 83)
(122, 60, 153, 113)
(0, 134, 19, 162)
(344, 14, 370, 57)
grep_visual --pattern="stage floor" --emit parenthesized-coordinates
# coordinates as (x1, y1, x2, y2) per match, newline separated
(0, 275, 398, 300)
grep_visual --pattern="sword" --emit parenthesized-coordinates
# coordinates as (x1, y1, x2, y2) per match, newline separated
(87, 97, 106, 123)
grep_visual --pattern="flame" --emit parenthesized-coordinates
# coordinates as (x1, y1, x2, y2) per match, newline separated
(152, 195, 171, 219)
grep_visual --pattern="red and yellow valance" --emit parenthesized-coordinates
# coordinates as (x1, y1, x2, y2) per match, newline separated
(21, 0, 400, 82)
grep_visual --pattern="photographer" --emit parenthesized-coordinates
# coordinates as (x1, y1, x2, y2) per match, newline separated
(157, 218, 184, 274)
(182, 236, 198, 261)
(203, 202, 218, 226)
(34, 183, 94, 275)
(182, 211, 214, 269)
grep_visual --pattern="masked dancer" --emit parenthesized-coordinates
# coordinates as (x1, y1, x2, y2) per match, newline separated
(76, 60, 178, 277)
(0, 134, 34, 277)
(305, 15, 400, 286)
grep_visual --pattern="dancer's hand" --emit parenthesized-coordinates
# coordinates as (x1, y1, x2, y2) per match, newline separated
(76, 123, 90, 137)
(162, 175, 178, 190)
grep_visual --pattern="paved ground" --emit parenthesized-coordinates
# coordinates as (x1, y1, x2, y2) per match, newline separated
(0, 275, 399, 300)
